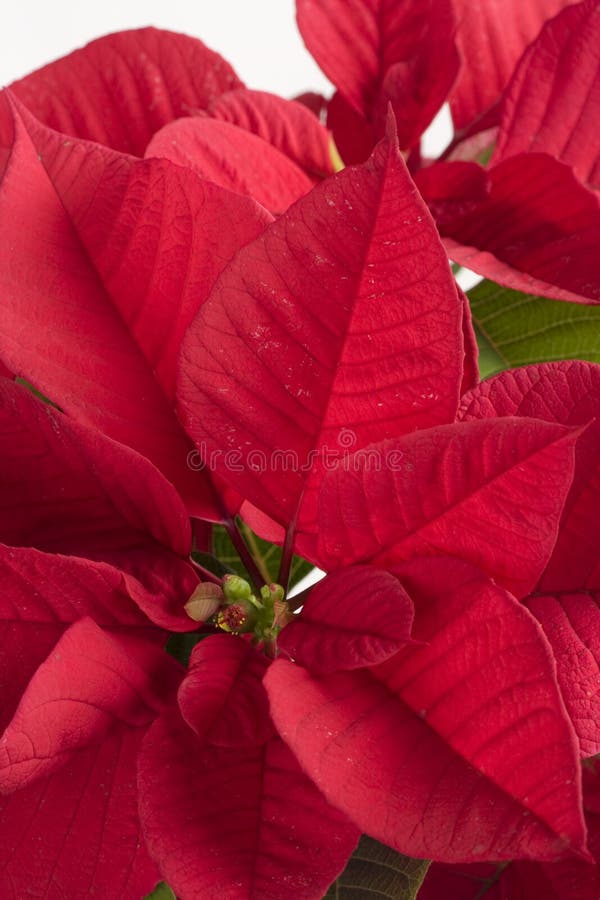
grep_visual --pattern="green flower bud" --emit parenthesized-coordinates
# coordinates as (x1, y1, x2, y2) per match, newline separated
(260, 583, 285, 605)
(222, 574, 253, 602)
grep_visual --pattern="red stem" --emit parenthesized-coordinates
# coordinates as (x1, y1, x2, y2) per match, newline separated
(224, 517, 265, 592)
(189, 557, 222, 585)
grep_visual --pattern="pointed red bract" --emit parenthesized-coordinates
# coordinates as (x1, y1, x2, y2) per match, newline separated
(421, 762, 600, 900)
(459, 361, 600, 592)
(266, 556, 587, 862)
(325, 90, 376, 165)
(449, 0, 579, 129)
(296, 0, 459, 150)
(0, 729, 160, 899)
(458, 284, 479, 393)
(179, 119, 463, 527)
(25, 105, 271, 401)
(0, 618, 181, 792)
(421, 856, 600, 900)
(0, 99, 222, 516)
(0, 381, 199, 630)
(0, 544, 200, 633)
(314, 417, 579, 597)
(0, 623, 67, 735)
(1, 546, 158, 628)
(138, 710, 359, 900)
(1, 27, 243, 154)
(209, 88, 335, 179)
(178, 635, 274, 746)
(439, 153, 600, 304)
(494, 0, 600, 192)
(0, 381, 190, 555)
(527, 593, 600, 758)
(0, 379, 189, 895)
(278, 566, 414, 673)
(414, 161, 489, 222)
(459, 362, 600, 758)
(146, 116, 313, 214)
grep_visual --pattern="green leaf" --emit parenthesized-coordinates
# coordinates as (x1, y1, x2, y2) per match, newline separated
(323, 836, 429, 899)
(143, 882, 176, 900)
(212, 522, 314, 589)
(469, 279, 600, 379)
(191, 549, 233, 578)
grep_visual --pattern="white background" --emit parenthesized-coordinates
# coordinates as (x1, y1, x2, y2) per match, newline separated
(0, 0, 331, 96)
(1, 0, 451, 152)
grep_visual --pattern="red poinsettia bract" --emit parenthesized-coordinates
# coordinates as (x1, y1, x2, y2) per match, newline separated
(0, 380, 360, 899)
(174, 116, 595, 894)
(297, 0, 600, 305)
(0, 12, 599, 900)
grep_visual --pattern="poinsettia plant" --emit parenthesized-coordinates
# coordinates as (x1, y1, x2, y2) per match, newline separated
(1, 1, 600, 898)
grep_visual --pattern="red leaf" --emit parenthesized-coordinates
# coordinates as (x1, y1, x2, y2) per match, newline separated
(265, 556, 587, 862)
(0, 380, 188, 554)
(440, 153, 600, 304)
(421, 856, 600, 900)
(209, 88, 335, 179)
(1, 546, 153, 629)
(494, 0, 600, 192)
(0, 547, 182, 743)
(527, 593, 600, 758)
(0, 543, 199, 633)
(178, 119, 463, 527)
(449, 0, 579, 129)
(178, 634, 274, 746)
(314, 417, 579, 597)
(417, 863, 502, 900)
(326, 90, 377, 165)
(146, 116, 313, 214)
(414, 160, 490, 224)
(0, 728, 160, 899)
(296, 0, 459, 149)
(239, 502, 286, 545)
(0, 98, 219, 516)
(422, 762, 600, 896)
(459, 362, 600, 758)
(458, 284, 479, 393)
(24, 105, 271, 402)
(294, 91, 329, 118)
(0, 622, 65, 734)
(298, 0, 393, 115)
(458, 361, 600, 592)
(0, 381, 199, 630)
(138, 711, 359, 899)
(278, 566, 414, 673)
(585, 759, 600, 853)
(0, 618, 181, 792)
(1, 27, 243, 154)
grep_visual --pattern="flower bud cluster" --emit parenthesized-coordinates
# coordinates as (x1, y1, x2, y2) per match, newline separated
(185, 575, 291, 645)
